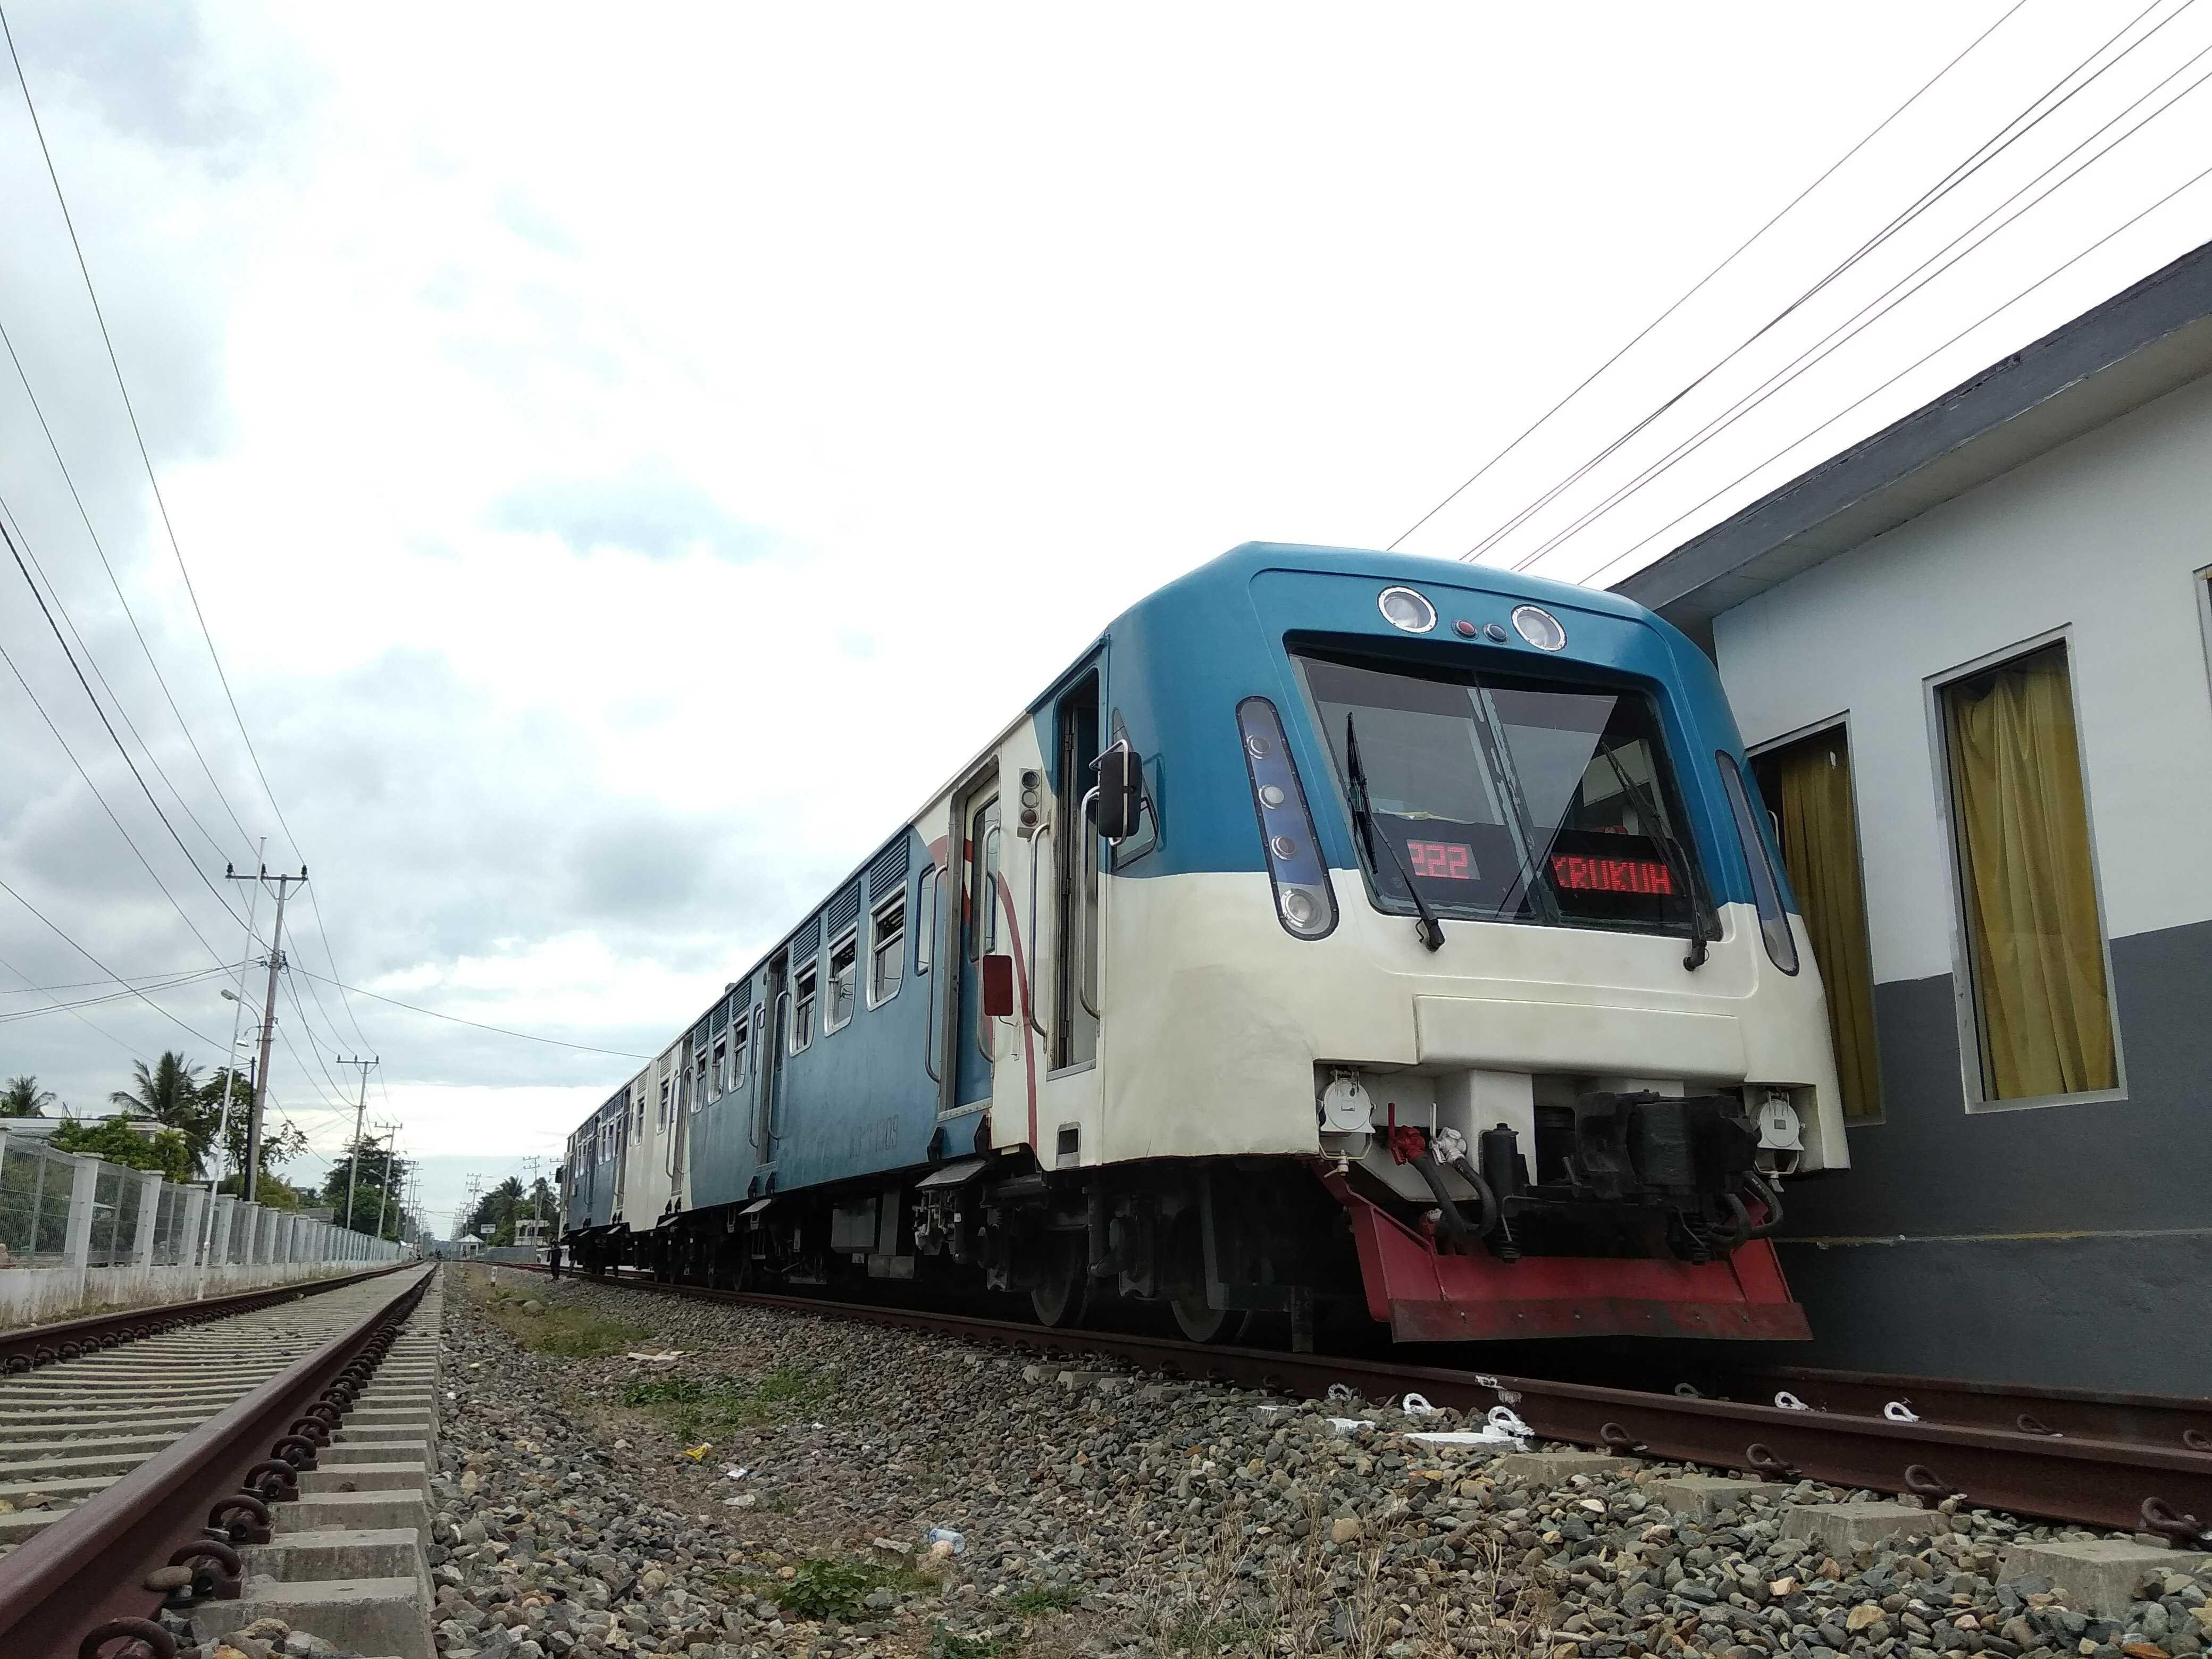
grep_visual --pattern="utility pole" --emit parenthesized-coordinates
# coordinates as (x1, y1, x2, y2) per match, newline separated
(338, 1056, 378, 1230)
(198, 837, 267, 1298)
(459, 1174, 482, 1249)
(373, 1122, 399, 1242)
(227, 862, 306, 1202)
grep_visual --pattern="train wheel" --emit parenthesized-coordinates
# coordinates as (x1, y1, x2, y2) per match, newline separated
(1169, 1295, 1252, 1344)
(1030, 1235, 1088, 1328)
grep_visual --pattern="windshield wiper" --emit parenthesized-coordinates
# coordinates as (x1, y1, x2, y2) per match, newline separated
(1593, 740, 1710, 972)
(1344, 714, 1445, 953)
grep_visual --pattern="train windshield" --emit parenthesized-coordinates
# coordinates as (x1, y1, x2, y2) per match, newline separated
(1294, 652, 1708, 938)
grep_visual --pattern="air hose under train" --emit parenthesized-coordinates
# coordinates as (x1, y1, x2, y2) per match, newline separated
(1411, 1126, 1504, 1250)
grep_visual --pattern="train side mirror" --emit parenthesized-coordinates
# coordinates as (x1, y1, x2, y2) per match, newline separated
(981, 952, 1016, 1018)
(1093, 743, 1143, 841)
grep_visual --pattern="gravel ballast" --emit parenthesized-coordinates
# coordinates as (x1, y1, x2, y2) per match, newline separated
(396, 1268, 2210, 1659)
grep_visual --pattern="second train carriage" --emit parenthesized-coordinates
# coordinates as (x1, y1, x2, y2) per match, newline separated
(562, 543, 1847, 1345)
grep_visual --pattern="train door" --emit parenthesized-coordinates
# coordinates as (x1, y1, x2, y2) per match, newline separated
(1051, 672, 1101, 1070)
(952, 789, 1002, 1112)
(756, 954, 788, 1179)
(610, 1099, 629, 1221)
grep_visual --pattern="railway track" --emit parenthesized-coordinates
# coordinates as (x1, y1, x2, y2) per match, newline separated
(517, 1263, 2212, 1551)
(0, 1262, 441, 1659)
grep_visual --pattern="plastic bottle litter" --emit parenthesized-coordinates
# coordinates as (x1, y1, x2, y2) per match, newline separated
(925, 1527, 966, 1555)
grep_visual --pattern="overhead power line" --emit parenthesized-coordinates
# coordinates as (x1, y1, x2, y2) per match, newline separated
(1382, 0, 2031, 553)
(1577, 155, 2212, 589)
(291, 967, 654, 1059)
(0, 948, 146, 1062)
(1527, 32, 2212, 579)
(2, 3, 388, 1100)
(0, 874, 223, 1048)
(1452, 0, 2198, 568)
(0, 963, 242, 1025)
(0, 315, 259, 864)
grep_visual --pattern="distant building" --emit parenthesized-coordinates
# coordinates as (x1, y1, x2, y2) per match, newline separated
(1617, 238, 2212, 1393)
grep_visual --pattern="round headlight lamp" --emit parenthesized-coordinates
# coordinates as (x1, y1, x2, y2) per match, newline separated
(1511, 604, 1567, 651)
(1377, 586, 1436, 633)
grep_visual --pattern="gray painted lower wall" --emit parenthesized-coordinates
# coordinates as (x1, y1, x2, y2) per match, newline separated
(1770, 915, 2211, 1393)
(1772, 1231, 2210, 1393)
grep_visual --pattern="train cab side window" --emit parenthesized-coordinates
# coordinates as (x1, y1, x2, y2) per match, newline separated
(712, 1037, 727, 1096)
(690, 1051, 707, 1113)
(658, 1076, 671, 1127)
(825, 932, 858, 1033)
(869, 894, 905, 1007)
(915, 865, 938, 974)
(792, 965, 818, 1054)
(1715, 752, 1799, 975)
(731, 1019, 749, 1088)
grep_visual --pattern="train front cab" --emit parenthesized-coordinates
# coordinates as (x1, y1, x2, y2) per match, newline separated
(1078, 545, 1847, 1343)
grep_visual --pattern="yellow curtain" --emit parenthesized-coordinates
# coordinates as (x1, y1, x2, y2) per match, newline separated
(1944, 647, 2117, 1100)
(1773, 734, 1882, 1122)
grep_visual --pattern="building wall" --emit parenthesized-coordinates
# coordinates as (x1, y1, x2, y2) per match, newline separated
(1707, 370, 2212, 1393)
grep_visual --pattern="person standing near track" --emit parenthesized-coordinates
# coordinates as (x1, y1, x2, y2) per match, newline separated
(547, 1239, 564, 1279)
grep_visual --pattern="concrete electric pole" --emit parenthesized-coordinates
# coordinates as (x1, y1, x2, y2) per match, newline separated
(374, 1123, 399, 1241)
(227, 863, 306, 1203)
(339, 1055, 379, 1230)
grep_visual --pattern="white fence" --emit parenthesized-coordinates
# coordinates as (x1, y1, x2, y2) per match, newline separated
(0, 1128, 407, 1329)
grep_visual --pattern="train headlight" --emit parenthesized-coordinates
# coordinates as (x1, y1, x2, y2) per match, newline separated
(1237, 697, 1337, 941)
(1377, 586, 1436, 634)
(1511, 604, 1566, 651)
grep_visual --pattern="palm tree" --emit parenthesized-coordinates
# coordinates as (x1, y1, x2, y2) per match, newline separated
(111, 1052, 212, 1164)
(1, 1076, 54, 1117)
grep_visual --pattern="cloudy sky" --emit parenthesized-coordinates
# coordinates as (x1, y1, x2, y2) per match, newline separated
(3, 2, 2209, 1236)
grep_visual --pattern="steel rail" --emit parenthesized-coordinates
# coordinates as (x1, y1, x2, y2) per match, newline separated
(517, 1264, 2211, 1544)
(0, 1262, 435, 1659)
(0, 1261, 412, 1373)
(1673, 1361, 2212, 1454)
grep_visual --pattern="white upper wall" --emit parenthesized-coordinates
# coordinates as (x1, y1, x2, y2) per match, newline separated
(1712, 370, 2212, 986)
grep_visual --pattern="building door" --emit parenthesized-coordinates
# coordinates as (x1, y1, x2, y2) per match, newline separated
(952, 791, 1002, 1111)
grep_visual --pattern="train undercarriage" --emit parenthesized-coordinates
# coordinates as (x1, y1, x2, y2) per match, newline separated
(565, 1091, 1808, 1347)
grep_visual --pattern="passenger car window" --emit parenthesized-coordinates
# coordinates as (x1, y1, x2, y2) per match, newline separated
(792, 966, 818, 1053)
(870, 895, 905, 1007)
(825, 933, 858, 1032)
(915, 866, 937, 973)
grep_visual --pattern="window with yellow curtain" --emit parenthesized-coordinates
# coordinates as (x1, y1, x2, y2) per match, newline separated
(1754, 727, 1882, 1122)
(1938, 643, 2118, 1103)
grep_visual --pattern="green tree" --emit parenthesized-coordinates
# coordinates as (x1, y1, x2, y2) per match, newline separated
(321, 1135, 413, 1241)
(461, 1174, 551, 1245)
(1, 1075, 55, 1117)
(194, 1068, 309, 1194)
(111, 1052, 216, 1166)
(48, 1118, 195, 1182)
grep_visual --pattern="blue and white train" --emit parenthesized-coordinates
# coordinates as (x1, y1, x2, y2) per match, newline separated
(560, 543, 1845, 1346)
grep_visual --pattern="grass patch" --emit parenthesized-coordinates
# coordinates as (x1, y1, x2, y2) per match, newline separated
(616, 1364, 836, 1438)
(930, 1627, 1007, 1659)
(474, 1285, 647, 1359)
(774, 1554, 931, 1621)
(1164, 1615, 1264, 1653)
(1008, 1585, 1083, 1615)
